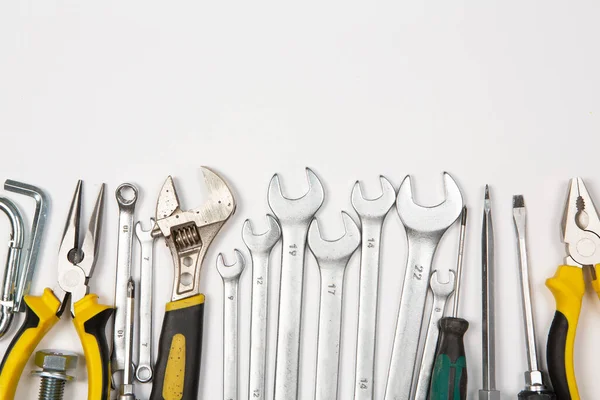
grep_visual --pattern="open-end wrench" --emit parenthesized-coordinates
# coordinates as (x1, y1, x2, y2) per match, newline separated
(216, 250, 246, 400)
(351, 176, 395, 400)
(268, 168, 324, 400)
(385, 173, 463, 400)
(308, 212, 361, 400)
(112, 183, 139, 385)
(242, 215, 281, 400)
(412, 269, 455, 400)
(135, 218, 156, 383)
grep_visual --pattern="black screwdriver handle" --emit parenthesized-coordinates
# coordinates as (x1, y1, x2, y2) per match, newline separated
(429, 317, 468, 400)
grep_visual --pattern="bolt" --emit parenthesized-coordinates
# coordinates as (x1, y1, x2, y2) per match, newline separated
(30, 349, 78, 400)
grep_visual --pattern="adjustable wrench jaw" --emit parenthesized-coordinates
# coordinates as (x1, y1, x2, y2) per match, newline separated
(153, 167, 236, 301)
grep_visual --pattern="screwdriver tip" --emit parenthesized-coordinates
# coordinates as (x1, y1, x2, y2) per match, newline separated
(484, 185, 491, 211)
(513, 194, 525, 209)
(461, 206, 467, 225)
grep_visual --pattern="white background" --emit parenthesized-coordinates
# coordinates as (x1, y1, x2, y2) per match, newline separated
(0, 2, 599, 399)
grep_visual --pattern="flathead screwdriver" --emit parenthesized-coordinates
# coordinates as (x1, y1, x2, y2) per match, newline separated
(513, 195, 556, 400)
(429, 206, 469, 400)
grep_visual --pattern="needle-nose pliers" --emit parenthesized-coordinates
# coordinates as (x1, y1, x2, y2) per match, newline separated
(0, 181, 112, 400)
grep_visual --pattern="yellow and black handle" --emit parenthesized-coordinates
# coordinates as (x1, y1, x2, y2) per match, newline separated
(545, 265, 600, 400)
(0, 289, 61, 400)
(0, 288, 113, 400)
(151, 294, 205, 400)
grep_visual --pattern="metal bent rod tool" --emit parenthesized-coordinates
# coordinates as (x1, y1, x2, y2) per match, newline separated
(513, 195, 556, 400)
(480, 185, 500, 400)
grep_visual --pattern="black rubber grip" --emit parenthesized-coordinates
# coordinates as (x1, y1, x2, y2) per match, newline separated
(150, 300, 204, 400)
(83, 308, 113, 400)
(547, 311, 570, 400)
(0, 301, 41, 373)
(429, 317, 468, 400)
(517, 389, 557, 400)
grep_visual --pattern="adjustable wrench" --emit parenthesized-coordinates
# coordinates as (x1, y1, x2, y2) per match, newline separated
(216, 250, 246, 400)
(242, 215, 281, 400)
(351, 176, 395, 400)
(135, 219, 156, 383)
(412, 270, 455, 400)
(385, 173, 463, 400)
(308, 212, 361, 400)
(112, 183, 138, 383)
(268, 168, 324, 400)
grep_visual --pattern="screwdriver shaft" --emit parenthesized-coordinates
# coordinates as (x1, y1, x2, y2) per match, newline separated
(452, 207, 468, 318)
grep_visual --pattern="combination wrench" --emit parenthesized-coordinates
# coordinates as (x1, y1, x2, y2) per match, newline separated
(308, 212, 361, 400)
(351, 176, 395, 400)
(384, 173, 463, 400)
(242, 215, 281, 400)
(412, 270, 455, 400)
(216, 250, 246, 400)
(135, 218, 156, 383)
(268, 168, 324, 400)
(112, 183, 138, 384)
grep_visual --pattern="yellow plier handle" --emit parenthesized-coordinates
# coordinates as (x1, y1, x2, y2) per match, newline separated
(0, 288, 113, 400)
(546, 264, 600, 400)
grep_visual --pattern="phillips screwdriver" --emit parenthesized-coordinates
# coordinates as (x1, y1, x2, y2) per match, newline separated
(429, 206, 468, 400)
(513, 195, 556, 400)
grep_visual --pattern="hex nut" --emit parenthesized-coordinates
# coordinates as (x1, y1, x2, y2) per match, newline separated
(34, 350, 78, 371)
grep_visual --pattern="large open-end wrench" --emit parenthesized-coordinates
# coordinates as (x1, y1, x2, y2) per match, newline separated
(268, 168, 324, 400)
(308, 212, 361, 400)
(242, 215, 281, 400)
(385, 173, 463, 400)
(351, 176, 395, 400)
(135, 219, 156, 383)
(412, 270, 455, 400)
(112, 183, 139, 384)
(216, 250, 246, 400)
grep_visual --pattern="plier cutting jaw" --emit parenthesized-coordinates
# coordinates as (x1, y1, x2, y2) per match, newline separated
(547, 177, 600, 400)
(0, 181, 113, 400)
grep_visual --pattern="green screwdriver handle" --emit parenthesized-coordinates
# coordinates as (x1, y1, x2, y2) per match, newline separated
(429, 317, 469, 400)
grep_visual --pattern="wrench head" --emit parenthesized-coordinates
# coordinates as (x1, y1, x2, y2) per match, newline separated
(216, 249, 246, 281)
(135, 218, 156, 243)
(242, 214, 281, 253)
(396, 172, 464, 234)
(308, 211, 361, 263)
(351, 175, 396, 220)
(429, 269, 456, 297)
(267, 168, 324, 223)
(154, 167, 236, 239)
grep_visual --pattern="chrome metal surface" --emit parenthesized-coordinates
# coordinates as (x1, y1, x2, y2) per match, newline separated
(385, 173, 463, 400)
(153, 167, 236, 301)
(112, 183, 138, 381)
(0, 197, 24, 338)
(413, 270, 455, 400)
(31, 350, 78, 400)
(135, 219, 156, 383)
(451, 207, 468, 318)
(308, 212, 360, 400)
(268, 168, 324, 400)
(216, 250, 246, 400)
(118, 279, 136, 400)
(480, 185, 499, 399)
(513, 195, 548, 392)
(4, 180, 49, 313)
(242, 215, 281, 400)
(351, 176, 395, 400)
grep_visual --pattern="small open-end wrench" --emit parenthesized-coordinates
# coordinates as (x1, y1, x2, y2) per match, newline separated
(268, 168, 324, 400)
(112, 183, 139, 385)
(135, 218, 156, 383)
(308, 212, 361, 400)
(413, 270, 455, 400)
(351, 176, 395, 400)
(385, 173, 463, 400)
(119, 278, 136, 400)
(242, 215, 281, 400)
(216, 250, 246, 400)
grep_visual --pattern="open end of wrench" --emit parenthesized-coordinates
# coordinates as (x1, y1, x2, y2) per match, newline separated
(429, 269, 456, 294)
(308, 212, 361, 262)
(396, 172, 464, 233)
(216, 249, 246, 280)
(242, 215, 282, 252)
(351, 176, 396, 218)
(267, 168, 325, 222)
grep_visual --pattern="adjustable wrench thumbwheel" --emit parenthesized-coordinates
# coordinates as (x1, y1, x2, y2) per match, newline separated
(351, 176, 396, 219)
(242, 215, 282, 253)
